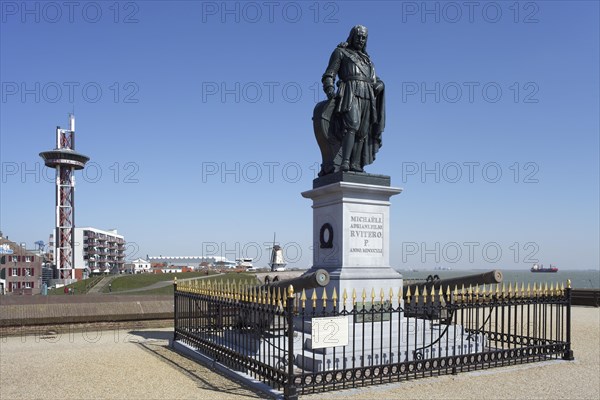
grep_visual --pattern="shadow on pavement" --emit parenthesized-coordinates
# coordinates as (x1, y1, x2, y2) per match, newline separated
(133, 331, 268, 399)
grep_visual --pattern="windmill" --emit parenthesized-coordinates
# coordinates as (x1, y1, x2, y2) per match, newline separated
(268, 233, 287, 272)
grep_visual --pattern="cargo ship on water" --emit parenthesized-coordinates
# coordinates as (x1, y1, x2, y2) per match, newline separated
(531, 263, 559, 273)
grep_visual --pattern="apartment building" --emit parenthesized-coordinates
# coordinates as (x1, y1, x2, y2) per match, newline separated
(74, 228, 126, 278)
(0, 234, 43, 295)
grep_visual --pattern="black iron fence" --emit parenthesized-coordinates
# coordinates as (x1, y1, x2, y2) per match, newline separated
(174, 279, 573, 399)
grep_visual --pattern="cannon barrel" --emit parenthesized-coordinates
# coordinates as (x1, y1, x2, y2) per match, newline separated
(259, 269, 330, 292)
(404, 270, 503, 295)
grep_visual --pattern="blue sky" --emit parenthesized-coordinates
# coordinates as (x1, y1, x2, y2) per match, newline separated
(1, 1, 598, 270)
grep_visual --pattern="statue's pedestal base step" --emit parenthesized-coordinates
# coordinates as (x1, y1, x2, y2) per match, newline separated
(293, 316, 487, 372)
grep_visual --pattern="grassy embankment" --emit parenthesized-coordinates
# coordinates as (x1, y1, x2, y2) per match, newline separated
(115, 272, 260, 295)
(48, 276, 104, 295)
(104, 272, 260, 295)
(47, 272, 260, 296)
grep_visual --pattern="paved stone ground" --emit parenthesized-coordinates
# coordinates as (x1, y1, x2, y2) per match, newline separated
(1, 307, 598, 399)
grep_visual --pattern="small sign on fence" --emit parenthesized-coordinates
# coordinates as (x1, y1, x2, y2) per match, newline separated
(311, 315, 349, 349)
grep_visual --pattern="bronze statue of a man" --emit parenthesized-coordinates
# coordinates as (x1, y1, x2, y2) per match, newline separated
(313, 25, 386, 176)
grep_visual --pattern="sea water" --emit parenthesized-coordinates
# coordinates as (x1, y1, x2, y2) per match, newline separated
(395, 268, 600, 289)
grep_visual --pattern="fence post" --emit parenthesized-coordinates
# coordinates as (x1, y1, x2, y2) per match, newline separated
(173, 277, 178, 342)
(562, 280, 574, 360)
(284, 284, 298, 400)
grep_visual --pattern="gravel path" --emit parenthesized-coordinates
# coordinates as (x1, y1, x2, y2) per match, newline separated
(1, 307, 598, 399)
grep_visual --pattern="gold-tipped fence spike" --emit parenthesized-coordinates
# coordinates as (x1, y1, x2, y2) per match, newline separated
(508, 282, 513, 298)
(322, 288, 328, 308)
(389, 287, 394, 302)
(438, 286, 443, 299)
(526, 282, 531, 297)
(301, 289, 307, 309)
(475, 285, 480, 302)
(544, 282, 549, 296)
(380, 288, 385, 302)
(362, 288, 367, 302)
(460, 284, 465, 301)
(422, 286, 427, 299)
(343, 288, 348, 308)
(406, 285, 412, 299)
(414, 286, 419, 298)
(371, 287, 376, 302)
(453, 285, 458, 299)
(533, 282, 538, 296)
(311, 289, 318, 308)
(567, 279, 571, 289)
(520, 282, 525, 298)
(332, 287, 338, 303)
(561, 282, 565, 294)
(446, 285, 451, 297)
(352, 288, 357, 306)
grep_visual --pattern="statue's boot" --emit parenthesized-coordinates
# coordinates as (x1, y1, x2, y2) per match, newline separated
(341, 130, 356, 171)
(350, 139, 364, 172)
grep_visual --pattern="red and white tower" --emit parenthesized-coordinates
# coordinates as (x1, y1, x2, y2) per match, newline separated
(40, 115, 90, 281)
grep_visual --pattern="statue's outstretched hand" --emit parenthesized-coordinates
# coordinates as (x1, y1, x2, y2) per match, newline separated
(325, 87, 336, 100)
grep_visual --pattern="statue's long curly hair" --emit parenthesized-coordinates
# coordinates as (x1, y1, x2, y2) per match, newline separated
(338, 25, 369, 55)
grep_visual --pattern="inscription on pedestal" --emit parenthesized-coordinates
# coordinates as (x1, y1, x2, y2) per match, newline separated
(349, 211, 384, 256)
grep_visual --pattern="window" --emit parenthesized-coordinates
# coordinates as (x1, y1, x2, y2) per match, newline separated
(11, 268, 17, 276)
(24, 282, 33, 289)
(25, 268, 32, 276)
(25, 256, 32, 262)
(11, 282, 17, 290)
(10, 255, 17, 262)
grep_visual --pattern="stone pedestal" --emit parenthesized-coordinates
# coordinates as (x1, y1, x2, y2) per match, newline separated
(301, 173, 403, 309)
